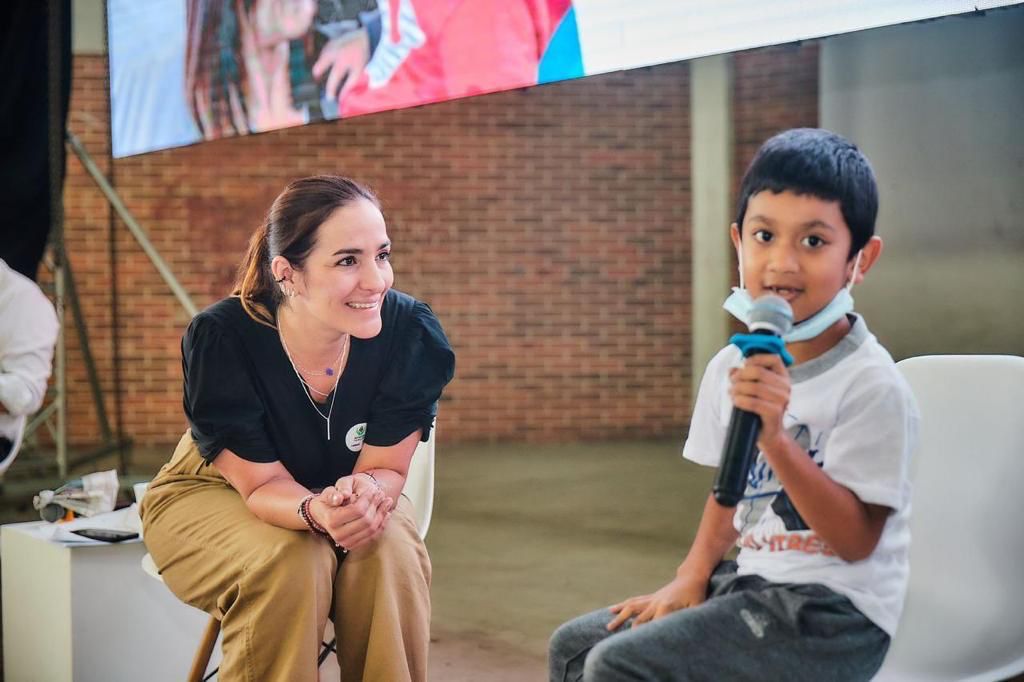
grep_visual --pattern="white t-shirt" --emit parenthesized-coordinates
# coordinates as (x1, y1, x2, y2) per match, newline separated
(683, 316, 918, 635)
(0, 259, 59, 442)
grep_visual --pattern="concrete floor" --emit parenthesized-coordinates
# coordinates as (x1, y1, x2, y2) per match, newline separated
(425, 440, 712, 680)
(0, 439, 713, 681)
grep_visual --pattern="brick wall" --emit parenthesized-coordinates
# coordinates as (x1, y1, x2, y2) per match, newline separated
(57, 42, 817, 452)
(733, 42, 820, 203)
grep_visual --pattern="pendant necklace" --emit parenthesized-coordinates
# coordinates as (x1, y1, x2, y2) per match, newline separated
(279, 325, 350, 440)
(285, 337, 345, 377)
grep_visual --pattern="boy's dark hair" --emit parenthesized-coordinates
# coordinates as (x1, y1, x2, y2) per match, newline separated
(735, 128, 878, 257)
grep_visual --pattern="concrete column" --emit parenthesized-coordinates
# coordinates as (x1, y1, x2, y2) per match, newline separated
(689, 54, 734, 396)
(72, 0, 106, 54)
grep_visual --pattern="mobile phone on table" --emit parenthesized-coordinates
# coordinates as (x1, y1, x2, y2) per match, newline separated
(70, 528, 139, 543)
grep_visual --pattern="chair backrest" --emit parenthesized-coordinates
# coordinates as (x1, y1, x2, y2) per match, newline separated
(403, 424, 436, 540)
(874, 355, 1024, 682)
(0, 414, 26, 477)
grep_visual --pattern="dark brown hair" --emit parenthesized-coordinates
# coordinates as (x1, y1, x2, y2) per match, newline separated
(735, 128, 878, 258)
(232, 175, 380, 327)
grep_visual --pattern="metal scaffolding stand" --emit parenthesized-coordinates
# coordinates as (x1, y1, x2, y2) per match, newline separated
(67, 132, 198, 319)
(21, 132, 199, 481)
(26, 236, 127, 479)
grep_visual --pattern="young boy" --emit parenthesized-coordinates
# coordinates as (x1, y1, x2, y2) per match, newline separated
(549, 128, 919, 681)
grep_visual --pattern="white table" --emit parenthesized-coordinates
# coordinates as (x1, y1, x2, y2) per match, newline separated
(2, 521, 220, 682)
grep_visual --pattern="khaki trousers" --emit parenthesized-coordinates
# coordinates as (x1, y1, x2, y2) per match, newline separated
(139, 432, 431, 682)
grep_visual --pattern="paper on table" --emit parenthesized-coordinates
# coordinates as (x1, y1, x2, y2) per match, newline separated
(33, 469, 120, 519)
(28, 505, 143, 545)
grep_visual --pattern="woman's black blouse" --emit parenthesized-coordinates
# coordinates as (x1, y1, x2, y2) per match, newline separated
(181, 290, 455, 489)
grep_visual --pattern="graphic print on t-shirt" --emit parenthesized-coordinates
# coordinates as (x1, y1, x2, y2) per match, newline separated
(736, 422, 826, 542)
(771, 488, 810, 531)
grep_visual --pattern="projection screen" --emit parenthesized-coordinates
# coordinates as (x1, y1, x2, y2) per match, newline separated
(108, 0, 1022, 158)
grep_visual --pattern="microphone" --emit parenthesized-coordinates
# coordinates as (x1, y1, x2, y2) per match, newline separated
(712, 294, 794, 507)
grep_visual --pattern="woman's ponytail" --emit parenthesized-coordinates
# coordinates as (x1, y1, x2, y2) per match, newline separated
(232, 218, 278, 328)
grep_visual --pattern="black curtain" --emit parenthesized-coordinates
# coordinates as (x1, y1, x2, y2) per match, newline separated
(0, 0, 71, 282)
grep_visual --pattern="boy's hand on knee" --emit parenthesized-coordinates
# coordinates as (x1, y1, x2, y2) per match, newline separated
(607, 594, 655, 631)
(728, 354, 791, 448)
(606, 574, 707, 631)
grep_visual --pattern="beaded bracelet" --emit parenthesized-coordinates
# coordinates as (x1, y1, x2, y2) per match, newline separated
(298, 493, 349, 554)
(297, 493, 330, 536)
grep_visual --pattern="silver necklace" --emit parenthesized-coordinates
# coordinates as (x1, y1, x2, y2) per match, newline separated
(287, 339, 346, 377)
(279, 327, 350, 440)
(300, 378, 332, 398)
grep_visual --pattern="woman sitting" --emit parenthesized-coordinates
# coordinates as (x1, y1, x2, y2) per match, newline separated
(140, 175, 455, 681)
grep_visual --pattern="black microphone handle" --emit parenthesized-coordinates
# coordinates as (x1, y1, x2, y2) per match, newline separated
(712, 343, 775, 507)
(712, 407, 761, 507)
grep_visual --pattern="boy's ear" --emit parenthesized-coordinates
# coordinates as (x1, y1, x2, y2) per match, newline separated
(729, 223, 742, 252)
(850, 236, 884, 285)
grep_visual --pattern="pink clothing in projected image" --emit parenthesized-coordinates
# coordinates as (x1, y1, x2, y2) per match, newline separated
(340, 0, 573, 118)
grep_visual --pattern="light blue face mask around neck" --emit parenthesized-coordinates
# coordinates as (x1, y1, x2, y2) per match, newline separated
(723, 250, 862, 343)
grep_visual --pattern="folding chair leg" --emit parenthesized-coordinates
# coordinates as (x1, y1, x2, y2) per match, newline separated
(188, 616, 222, 682)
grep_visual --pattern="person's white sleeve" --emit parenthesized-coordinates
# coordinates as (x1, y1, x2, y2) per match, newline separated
(0, 294, 59, 416)
(682, 346, 741, 467)
(824, 365, 919, 509)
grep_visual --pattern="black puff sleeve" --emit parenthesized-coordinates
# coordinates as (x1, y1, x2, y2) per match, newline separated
(363, 301, 455, 447)
(181, 313, 277, 462)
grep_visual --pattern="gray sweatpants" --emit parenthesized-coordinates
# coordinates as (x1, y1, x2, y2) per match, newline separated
(549, 562, 889, 682)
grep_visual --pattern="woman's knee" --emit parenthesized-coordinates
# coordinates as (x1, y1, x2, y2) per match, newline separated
(340, 505, 431, 591)
(257, 528, 337, 578)
(361, 502, 427, 561)
(206, 531, 337, 620)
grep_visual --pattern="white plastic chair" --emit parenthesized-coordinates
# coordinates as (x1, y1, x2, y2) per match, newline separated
(402, 424, 436, 538)
(874, 355, 1024, 682)
(142, 426, 437, 682)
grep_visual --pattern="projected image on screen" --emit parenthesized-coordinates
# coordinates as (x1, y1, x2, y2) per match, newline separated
(109, 0, 583, 157)
(109, 0, 1022, 158)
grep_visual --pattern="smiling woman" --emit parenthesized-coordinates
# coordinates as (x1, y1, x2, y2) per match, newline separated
(138, 175, 455, 681)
